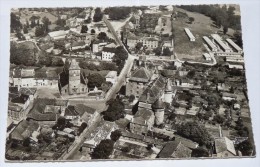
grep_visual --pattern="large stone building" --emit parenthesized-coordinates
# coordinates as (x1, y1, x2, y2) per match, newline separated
(11, 67, 59, 89)
(59, 59, 88, 95)
(126, 66, 152, 97)
(127, 36, 159, 49)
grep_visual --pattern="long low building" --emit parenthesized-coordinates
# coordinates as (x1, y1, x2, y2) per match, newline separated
(203, 36, 218, 52)
(226, 56, 244, 63)
(211, 34, 232, 53)
(226, 38, 243, 53)
(184, 28, 195, 42)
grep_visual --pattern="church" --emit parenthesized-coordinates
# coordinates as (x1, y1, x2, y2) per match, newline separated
(58, 59, 88, 95)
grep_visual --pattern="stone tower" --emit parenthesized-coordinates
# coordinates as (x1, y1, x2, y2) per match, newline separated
(164, 78, 173, 103)
(68, 59, 81, 95)
(152, 98, 165, 126)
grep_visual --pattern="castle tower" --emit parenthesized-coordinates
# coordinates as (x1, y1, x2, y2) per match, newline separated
(152, 98, 165, 126)
(68, 59, 81, 95)
(164, 78, 173, 103)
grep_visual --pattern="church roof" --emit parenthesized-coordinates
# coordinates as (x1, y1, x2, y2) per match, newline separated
(69, 59, 81, 70)
(130, 67, 151, 83)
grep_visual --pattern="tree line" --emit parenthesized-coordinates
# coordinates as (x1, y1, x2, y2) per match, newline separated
(178, 5, 241, 34)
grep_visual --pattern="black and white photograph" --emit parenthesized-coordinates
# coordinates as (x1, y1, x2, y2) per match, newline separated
(1, 1, 259, 164)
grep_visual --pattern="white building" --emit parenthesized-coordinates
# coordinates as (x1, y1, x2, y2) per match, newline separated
(203, 53, 212, 61)
(184, 28, 195, 42)
(226, 38, 243, 54)
(101, 43, 117, 61)
(48, 30, 69, 41)
(105, 71, 117, 85)
(211, 34, 232, 53)
(203, 36, 218, 52)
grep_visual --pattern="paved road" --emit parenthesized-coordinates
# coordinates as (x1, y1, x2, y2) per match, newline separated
(59, 16, 137, 160)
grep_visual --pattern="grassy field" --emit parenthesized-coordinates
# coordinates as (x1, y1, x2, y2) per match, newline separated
(173, 8, 220, 62)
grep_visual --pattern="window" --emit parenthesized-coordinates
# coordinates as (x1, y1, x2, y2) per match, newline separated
(65, 89, 67, 93)
(82, 88, 84, 91)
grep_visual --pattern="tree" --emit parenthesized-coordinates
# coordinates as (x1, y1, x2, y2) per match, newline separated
(11, 13, 22, 32)
(35, 26, 45, 37)
(91, 139, 115, 159)
(112, 46, 128, 73)
(23, 137, 30, 147)
(90, 29, 95, 34)
(223, 25, 228, 35)
(93, 8, 103, 22)
(10, 42, 37, 66)
(23, 26, 28, 34)
(78, 122, 88, 135)
(105, 7, 131, 20)
(135, 42, 143, 51)
(52, 57, 64, 66)
(38, 51, 52, 66)
(189, 17, 195, 24)
(87, 73, 105, 88)
(129, 94, 135, 103)
(191, 147, 209, 157)
(97, 32, 108, 40)
(177, 121, 212, 147)
(102, 99, 125, 122)
(81, 25, 88, 33)
(187, 70, 196, 78)
(56, 17, 66, 27)
(153, 47, 161, 56)
(110, 130, 122, 141)
(236, 139, 254, 156)
(41, 16, 50, 32)
(213, 114, 225, 124)
(162, 47, 172, 56)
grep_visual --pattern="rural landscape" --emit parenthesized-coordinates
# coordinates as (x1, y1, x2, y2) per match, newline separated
(6, 4, 255, 161)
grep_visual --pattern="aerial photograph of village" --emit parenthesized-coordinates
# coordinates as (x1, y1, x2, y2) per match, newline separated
(6, 4, 255, 161)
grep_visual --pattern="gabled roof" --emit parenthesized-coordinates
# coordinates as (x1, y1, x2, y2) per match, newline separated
(139, 75, 166, 104)
(215, 137, 236, 155)
(10, 120, 39, 141)
(19, 87, 37, 96)
(27, 98, 58, 121)
(11, 94, 29, 104)
(133, 108, 154, 125)
(65, 104, 96, 117)
(130, 67, 151, 83)
(158, 141, 192, 158)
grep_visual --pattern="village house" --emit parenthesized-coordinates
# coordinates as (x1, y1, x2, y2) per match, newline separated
(127, 35, 159, 49)
(130, 108, 155, 135)
(27, 98, 68, 125)
(126, 66, 152, 97)
(222, 92, 237, 101)
(157, 140, 192, 158)
(11, 67, 59, 88)
(92, 41, 108, 53)
(9, 119, 40, 143)
(47, 30, 69, 41)
(8, 103, 24, 122)
(214, 137, 237, 157)
(83, 120, 116, 151)
(105, 71, 118, 85)
(101, 43, 117, 61)
(62, 104, 99, 126)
